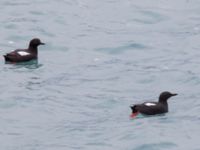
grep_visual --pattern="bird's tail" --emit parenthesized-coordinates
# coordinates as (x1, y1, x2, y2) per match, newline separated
(130, 105, 138, 113)
(130, 105, 139, 118)
(3, 55, 9, 61)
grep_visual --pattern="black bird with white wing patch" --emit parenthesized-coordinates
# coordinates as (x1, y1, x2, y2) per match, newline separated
(4, 38, 45, 63)
(130, 91, 177, 118)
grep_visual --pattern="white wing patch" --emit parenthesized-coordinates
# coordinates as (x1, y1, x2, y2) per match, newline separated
(18, 51, 30, 56)
(145, 103, 156, 106)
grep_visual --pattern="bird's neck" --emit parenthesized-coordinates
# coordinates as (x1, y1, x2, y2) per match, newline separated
(159, 98, 168, 104)
(159, 100, 168, 111)
(28, 46, 38, 54)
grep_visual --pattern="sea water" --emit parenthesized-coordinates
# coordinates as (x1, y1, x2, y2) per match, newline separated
(0, 0, 200, 150)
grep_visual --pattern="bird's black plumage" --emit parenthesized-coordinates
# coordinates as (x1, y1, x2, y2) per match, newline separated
(130, 91, 177, 116)
(4, 38, 45, 62)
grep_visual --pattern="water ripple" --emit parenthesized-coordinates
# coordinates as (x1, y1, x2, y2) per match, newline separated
(96, 43, 149, 54)
(1, 0, 200, 150)
(133, 142, 177, 150)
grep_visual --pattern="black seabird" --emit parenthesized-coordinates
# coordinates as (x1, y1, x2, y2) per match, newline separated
(4, 38, 45, 62)
(130, 91, 177, 118)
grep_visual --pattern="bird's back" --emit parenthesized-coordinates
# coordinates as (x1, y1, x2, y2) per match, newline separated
(133, 102, 168, 115)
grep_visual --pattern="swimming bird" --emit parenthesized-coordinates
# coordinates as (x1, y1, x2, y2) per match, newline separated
(130, 91, 177, 118)
(4, 38, 45, 62)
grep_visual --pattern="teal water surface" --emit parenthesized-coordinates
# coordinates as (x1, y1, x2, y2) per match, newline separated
(0, 0, 200, 150)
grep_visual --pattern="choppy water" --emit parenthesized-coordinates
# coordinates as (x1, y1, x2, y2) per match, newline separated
(0, 0, 200, 150)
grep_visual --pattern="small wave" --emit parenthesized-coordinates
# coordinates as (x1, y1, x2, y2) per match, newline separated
(133, 10, 168, 24)
(96, 43, 148, 54)
(133, 142, 177, 150)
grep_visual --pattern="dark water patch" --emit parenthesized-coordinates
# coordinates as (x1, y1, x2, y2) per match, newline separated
(0, 100, 18, 109)
(132, 10, 168, 24)
(96, 43, 148, 54)
(4, 24, 18, 30)
(133, 142, 177, 150)
(4, 60, 43, 70)
(29, 11, 45, 16)
(9, 17, 38, 23)
(3, 1, 30, 6)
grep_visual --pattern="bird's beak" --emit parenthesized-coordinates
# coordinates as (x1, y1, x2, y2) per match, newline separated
(40, 42, 45, 45)
(171, 93, 178, 96)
